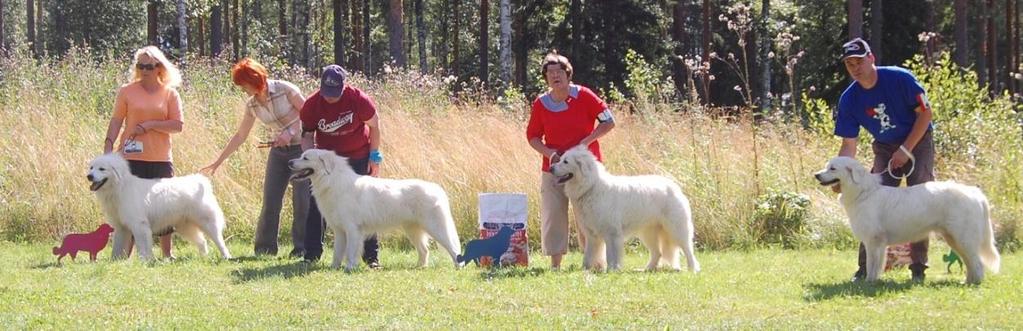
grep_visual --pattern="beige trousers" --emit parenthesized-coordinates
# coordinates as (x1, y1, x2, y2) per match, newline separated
(540, 172, 586, 255)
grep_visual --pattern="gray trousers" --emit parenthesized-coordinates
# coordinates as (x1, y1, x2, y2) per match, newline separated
(253, 144, 311, 255)
(858, 130, 936, 270)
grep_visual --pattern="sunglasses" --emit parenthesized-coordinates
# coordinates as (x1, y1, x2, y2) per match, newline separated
(136, 62, 161, 71)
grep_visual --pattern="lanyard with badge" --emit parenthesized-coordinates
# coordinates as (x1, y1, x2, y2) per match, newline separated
(123, 133, 143, 154)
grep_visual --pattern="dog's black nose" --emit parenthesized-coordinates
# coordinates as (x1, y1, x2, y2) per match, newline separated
(814, 173, 821, 180)
(87, 174, 94, 181)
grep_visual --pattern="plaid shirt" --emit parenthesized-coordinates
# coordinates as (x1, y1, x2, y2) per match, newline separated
(246, 79, 303, 145)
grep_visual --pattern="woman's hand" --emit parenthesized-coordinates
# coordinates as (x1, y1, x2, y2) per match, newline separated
(103, 138, 115, 154)
(132, 122, 148, 136)
(200, 162, 221, 176)
(547, 149, 561, 164)
(273, 130, 293, 147)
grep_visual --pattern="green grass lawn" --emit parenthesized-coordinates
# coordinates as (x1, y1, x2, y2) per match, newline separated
(1, 241, 1019, 329)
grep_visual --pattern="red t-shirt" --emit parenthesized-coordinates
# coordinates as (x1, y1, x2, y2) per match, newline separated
(300, 85, 377, 159)
(525, 84, 608, 171)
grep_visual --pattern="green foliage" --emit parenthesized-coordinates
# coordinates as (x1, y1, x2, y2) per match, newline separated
(791, 0, 847, 103)
(496, 84, 528, 114)
(910, 53, 1023, 171)
(45, 0, 146, 56)
(623, 49, 676, 113)
(598, 82, 628, 107)
(752, 191, 811, 249)
(802, 91, 833, 137)
(556, 1, 672, 94)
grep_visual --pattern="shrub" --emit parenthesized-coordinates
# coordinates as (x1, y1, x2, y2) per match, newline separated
(752, 191, 810, 249)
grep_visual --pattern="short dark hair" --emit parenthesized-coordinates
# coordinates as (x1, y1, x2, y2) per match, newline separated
(541, 50, 573, 79)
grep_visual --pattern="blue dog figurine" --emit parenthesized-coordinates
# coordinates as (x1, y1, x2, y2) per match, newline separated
(457, 226, 515, 267)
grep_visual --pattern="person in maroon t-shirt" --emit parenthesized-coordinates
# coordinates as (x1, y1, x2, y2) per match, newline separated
(526, 51, 616, 270)
(298, 64, 383, 267)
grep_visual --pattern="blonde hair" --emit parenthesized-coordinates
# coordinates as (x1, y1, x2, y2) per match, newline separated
(130, 46, 182, 88)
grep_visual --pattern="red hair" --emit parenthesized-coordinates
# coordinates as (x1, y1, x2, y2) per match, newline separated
(231, 58, 269, 91)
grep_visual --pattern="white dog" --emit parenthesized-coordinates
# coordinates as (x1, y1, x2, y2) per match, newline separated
(288, 149, 461, 271)
(814, 156, 1000, 284)
(549, 146, 700, 272)
(87, 153, 232, 261)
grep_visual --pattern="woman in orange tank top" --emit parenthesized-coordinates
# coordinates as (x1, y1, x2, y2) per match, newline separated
(102, 46, 184, 259)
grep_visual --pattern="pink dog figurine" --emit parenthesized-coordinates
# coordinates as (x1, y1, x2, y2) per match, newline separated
(53, 224, 114, 263)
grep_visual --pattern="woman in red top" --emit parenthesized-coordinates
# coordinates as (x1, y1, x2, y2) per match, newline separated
(525, 51, 616, 270)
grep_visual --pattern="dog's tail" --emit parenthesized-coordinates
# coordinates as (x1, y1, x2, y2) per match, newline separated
(977, 198, 1001, 273)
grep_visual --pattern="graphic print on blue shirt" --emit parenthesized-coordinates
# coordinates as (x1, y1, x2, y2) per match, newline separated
(835, 67, 932, 144)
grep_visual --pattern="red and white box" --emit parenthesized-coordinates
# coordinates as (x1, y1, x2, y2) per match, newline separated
(477, 193, 529, 267)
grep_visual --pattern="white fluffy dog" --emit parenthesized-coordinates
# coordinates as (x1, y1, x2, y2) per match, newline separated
(87, 153, 232, 261)
(288, 149, 461, 270)
(549, 146, 700, 272)
(814, 156, 1000, 284)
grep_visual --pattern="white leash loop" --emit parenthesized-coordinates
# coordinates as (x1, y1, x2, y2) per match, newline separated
(883, 145, 916, 180)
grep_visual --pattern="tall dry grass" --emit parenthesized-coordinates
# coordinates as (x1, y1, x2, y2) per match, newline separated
(2, 50, 1017, 252)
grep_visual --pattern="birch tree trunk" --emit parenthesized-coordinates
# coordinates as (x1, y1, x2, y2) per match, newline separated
(498, 0, 512, 85)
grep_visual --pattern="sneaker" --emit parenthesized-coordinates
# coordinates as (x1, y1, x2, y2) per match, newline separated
(851, 267, 866, 282)
(367, 261, 381, 269)
(288, 249, 305, 259)
(910, 264, 927, 282)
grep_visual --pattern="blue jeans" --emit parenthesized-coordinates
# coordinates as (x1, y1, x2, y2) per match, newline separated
(303, 156, 379, 263)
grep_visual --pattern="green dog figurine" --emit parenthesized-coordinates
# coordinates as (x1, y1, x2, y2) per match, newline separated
(943, 250, 964, 273)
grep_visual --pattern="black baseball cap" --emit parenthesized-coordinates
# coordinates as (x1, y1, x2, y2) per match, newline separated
(842, 38, 872, 59)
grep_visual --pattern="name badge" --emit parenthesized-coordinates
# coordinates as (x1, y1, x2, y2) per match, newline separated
(124, 139, 144, 154)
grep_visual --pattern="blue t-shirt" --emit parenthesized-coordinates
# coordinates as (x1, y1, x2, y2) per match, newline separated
(835, 66, 931, 144)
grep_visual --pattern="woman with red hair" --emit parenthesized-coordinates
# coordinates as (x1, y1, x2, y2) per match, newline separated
(202, 58, 310, 257)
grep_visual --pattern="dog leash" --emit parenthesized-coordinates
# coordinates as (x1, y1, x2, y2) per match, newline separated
(882, 145, 916, 180)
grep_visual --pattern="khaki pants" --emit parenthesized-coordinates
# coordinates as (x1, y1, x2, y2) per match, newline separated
(540, 172, 585, 255)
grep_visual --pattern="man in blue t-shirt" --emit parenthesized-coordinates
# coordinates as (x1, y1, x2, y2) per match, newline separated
(833, 38, 936, 282)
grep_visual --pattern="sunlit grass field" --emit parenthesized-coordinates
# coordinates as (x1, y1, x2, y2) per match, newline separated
(1, 241, 1020, 329)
